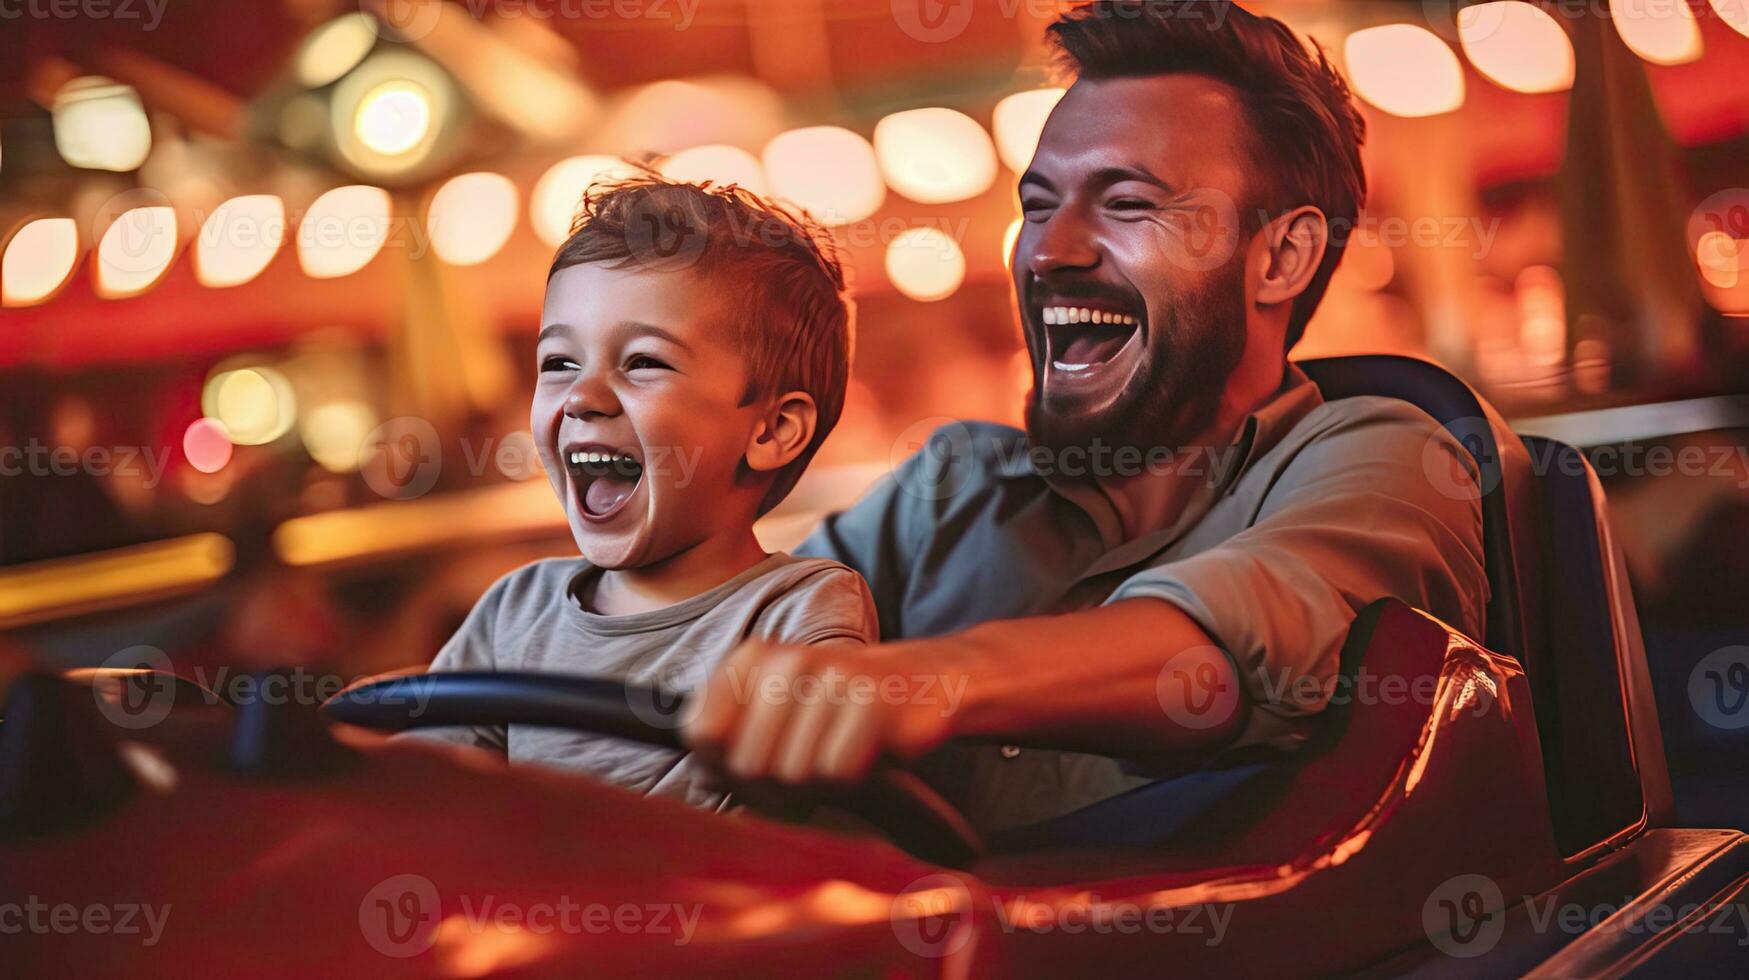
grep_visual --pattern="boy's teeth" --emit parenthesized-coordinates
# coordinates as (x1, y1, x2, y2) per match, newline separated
(1042, 306, 1139, 327)
(568, 450, 636, 466)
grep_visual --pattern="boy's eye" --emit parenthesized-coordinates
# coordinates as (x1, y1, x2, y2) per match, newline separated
(540, 355, 579, 373)
(626, 354, 672, 372)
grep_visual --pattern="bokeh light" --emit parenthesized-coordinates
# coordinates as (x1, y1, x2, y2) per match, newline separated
(196, 195, 286, 288)
(3, 218, 80, 307)
(762, 126, 885, 226)
(331, 52, 454, 178)
(300, 400, 378, 472)
(531, 155, 636, 247)
(428, 172, 518, 266)
(658, 144, 768, 195)
(1344, 25, 1466, 118)
(874, 108, 998, 204)
(95, 206, 178, 298)
(296, 12, 378, 88)
(183, 418, 234, 474)
(1002, 217, 1022, 271)
(52, 77, 152, 172)
(884, 226, 965, 302)
(354, 80, 432, 156)
(992, 89, 1066, 174)
(1711, 0, 1749, 39)
(297, 185, 391, 278)
(203, 366, 296, 446)
(1458, 2, 1575, 94)
(1613, 0, 1702, 66)
(1698, 231, 1742, 289)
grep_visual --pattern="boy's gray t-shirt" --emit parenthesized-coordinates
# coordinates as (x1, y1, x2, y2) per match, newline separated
(407, 552, 878, 810)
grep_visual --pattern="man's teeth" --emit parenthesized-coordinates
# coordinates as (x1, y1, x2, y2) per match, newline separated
(1051, 361, 1093, 373)
(1041, 306, 1140, 326)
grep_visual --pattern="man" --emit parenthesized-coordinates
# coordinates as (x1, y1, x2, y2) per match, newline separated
(684, 0, 1488, 836)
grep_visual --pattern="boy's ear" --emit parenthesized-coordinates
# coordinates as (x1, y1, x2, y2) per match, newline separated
(1254, 205, 1329, 308)
(744, 390, 818, 475)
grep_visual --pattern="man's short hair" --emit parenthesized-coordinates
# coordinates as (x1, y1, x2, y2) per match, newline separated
(550, 175, 853, 514)
(1047, 0, 1368, 349)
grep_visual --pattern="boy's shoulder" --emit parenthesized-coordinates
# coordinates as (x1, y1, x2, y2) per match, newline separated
(746, 553, 878, 645)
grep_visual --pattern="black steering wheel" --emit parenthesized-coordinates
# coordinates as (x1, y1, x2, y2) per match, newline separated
(322, 672, 983, 866)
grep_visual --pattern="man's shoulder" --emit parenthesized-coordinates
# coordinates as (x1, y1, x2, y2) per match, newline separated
(1276, 394, 1468, 465)
(1259, 393, 1482, 504)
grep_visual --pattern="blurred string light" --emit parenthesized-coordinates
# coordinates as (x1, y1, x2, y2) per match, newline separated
(1612, 0, 1702, 66)
(182, 418, 233, 474)
(1002, 217, 1022, 270)
(762, 126, 884, 226)
(991, 89, 1065, 174)
(874, 108, 998, 204)
(297, 185, 391, 278)
(884, 226, 965, 302)
(331, 52, 455, 179)
(202, 366, 296, 446)
(295, 12, 379, 88)
(1697, 231, 1742, 289)
(1711, 0, 1749, 39)
(1343, 24, 1466, 118)
(300, 400, 378, 472)
(658, 144, 768, 195)
(52, 77, 152, 172)
(1457, 2, 1575, 94)
(428, 172, 518, 266)
(95, 206, 178, 298)
(2, 218, 80, 307)
(531, 155, 635, 247)
(196, 195, 286, 288)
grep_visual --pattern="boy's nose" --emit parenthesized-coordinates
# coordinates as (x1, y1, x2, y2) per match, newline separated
(563, 374, 622, 420)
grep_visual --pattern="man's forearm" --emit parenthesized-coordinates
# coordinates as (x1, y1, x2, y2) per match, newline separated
(917, 597, 1247, 757)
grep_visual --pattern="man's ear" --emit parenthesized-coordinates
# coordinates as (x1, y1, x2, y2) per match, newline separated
(744, 390, 818, 474)
(1255, 205, 1329, 307)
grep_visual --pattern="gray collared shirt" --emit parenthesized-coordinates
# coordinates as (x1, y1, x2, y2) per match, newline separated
(796, 364, 1488, 833)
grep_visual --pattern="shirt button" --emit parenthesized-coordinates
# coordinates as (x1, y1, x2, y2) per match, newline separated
(1000, 745, 1021, 759)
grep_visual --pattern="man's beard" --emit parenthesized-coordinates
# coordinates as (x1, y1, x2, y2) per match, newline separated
(1025, 264, 1248, 465)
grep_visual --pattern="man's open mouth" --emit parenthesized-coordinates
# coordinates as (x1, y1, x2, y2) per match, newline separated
(1036, 301, 1145, 379)
(564, 444, 644, 522)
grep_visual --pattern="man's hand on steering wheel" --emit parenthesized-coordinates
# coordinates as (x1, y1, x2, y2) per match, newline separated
(681, 639, 960, 786)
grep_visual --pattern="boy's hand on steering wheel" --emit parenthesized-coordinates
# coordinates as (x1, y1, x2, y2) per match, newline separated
(680, 639, 960, 786)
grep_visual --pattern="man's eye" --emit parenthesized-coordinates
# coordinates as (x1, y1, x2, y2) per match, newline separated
(540, 355, 578, 372)
(1108, 198, 1155, 212)
(1021, 199, 1056, 218)
(626, 354, 671, 372)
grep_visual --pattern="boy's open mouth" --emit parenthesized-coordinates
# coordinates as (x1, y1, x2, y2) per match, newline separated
(564, 444, 645, 522)
(1035, 300, 1145, 384)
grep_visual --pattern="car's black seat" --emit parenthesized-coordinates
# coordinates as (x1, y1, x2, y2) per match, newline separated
(1299, 356, 1671, 855)
(1298, 355, 1545, 662)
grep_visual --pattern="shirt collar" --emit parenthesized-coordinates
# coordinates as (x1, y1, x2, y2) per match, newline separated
(1008, 362, 1325, 557)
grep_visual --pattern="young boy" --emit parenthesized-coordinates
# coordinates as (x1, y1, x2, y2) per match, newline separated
(409, 176, 878, 810)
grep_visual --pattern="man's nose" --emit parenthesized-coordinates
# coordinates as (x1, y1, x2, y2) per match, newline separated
(1025, 210, 1101, 278)
(563, 370, 622, 420)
